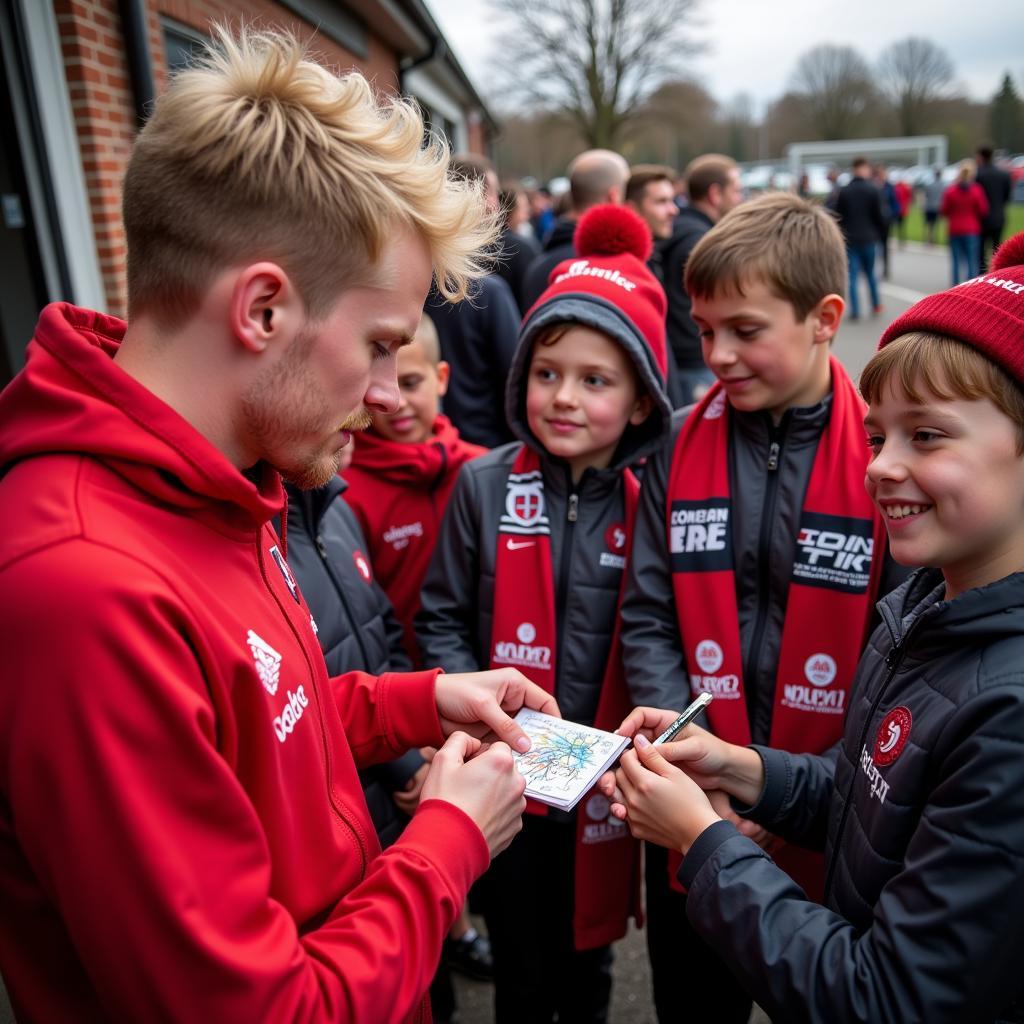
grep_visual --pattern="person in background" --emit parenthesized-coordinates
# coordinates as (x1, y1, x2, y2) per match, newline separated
(425, 154, 521, 449)
(976, 144, 1013, 272)
(660, 153, 744, 404)
(496, 181, 541, 313)
(520, 149, 631, 310)
(893, 176, 913, 247)
(941, 160, 989, 285)
(836, 157, 886, 320)
(604, 231, 1024, 1024)
(418, 205, 672, 1024)
(0, 28, 548, 1022)
(923, 166, 945, 245)
(874, 164, 900, 280)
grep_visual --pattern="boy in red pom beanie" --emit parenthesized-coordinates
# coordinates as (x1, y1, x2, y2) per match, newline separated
(616, 192, 905, 1024)
(598, 231, 1024, 1024)
(417, 204, 672, 1023)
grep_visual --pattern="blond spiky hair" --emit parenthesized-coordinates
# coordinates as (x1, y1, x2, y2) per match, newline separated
(123, 26, 497, 324)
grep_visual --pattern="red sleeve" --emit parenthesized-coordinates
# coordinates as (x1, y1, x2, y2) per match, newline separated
(331, 669, 445, 767)
(0, 544, 484, 1022)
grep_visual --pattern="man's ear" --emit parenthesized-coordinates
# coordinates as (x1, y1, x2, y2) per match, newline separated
(229, 263, 303, 354)
(812, 293, 845, 345)
(435, 359, 451, 398)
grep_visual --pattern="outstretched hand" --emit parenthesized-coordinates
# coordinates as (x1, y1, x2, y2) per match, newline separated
(609, 735, 720, 854)
(435, 669, 560, 753)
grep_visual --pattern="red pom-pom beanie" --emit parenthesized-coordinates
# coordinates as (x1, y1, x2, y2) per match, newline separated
(506, 204, 672, 459)
(878, 230, 1024, 387)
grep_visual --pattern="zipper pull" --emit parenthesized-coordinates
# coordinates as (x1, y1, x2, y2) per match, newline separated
(315, 536, 328, 558)
(567, 493, 579, 522)
(767, 441, 780, 472)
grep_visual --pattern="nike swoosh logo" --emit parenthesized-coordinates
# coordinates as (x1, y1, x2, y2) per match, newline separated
(506, 538, 536, 550)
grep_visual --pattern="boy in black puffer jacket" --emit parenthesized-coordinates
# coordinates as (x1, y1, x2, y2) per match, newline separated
(603, 231, 1024, 1024)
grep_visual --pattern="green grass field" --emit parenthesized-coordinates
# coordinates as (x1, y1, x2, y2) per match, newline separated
(898, 202, 1024, 246)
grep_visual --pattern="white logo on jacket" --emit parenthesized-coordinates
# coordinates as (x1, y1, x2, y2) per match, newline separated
(383, 522, 423, 550)
(859, 744, 891, 804)
(247, 630, 282, 696)
(273, 686, 310, 743)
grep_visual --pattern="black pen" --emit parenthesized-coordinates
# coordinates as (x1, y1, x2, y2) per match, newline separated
(652, 693, 713, 745)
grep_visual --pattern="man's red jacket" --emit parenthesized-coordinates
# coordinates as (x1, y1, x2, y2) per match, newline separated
(0, 304, 489, 1022)
(343, 418, 484, 662)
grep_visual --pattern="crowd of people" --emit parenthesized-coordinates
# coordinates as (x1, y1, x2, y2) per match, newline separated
(1, 27, 1023, 1024)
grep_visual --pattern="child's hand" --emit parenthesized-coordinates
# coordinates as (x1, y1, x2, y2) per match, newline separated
(612, 706, 683, 743)
(611, 735, 720, 854)
(393, 762, 430, 814)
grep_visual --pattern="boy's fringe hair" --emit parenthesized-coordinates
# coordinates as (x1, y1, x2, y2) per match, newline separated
(685, 192, 846, 321)
(860, 332, 1024, 454)
(123, 26, 499, 324)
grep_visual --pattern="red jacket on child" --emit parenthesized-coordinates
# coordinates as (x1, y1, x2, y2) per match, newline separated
(0, 304, 489, 1023)
(343, 416, 485, 661)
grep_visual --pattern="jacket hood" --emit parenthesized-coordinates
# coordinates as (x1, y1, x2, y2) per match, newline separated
(347, 414, 484, 488)
(0, 303, 284, 532)
(542, 217, 577, 253)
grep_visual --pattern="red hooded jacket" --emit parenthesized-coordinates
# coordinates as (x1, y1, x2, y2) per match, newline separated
(0, 304, 489, 1022)
(343, 418, 484, 662)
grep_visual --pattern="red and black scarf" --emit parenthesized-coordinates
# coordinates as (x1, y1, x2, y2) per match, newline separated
(665, 356, 886, 896)
(490, 445, 641, 950)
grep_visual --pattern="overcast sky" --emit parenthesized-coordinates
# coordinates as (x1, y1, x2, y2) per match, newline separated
(429, 0, 1024, 115)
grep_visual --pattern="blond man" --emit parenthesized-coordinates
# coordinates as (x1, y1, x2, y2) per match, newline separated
(0, 29, 555, 1022)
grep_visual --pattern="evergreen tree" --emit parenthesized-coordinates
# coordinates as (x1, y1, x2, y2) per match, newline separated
(990, 73, 1024, 152)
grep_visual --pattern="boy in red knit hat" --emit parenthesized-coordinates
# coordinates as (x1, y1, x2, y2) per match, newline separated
(343, 314, 485, 665)
(417, 204, 672, 1023)
(617, 191, 905, 1024)
(602, 231, 1024, 1024)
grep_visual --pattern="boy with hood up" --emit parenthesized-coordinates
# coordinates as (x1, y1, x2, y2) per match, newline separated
(417, 204, 672, 1023)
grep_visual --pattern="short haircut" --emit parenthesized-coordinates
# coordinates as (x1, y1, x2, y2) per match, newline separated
(685, 192, 846, 321)
(568, 150, 629, 210)
(449, 153, 495, 185)
(684, 154, 737, 203)
(977, 144, 994, 162)
(123, 28, 497, 326)
(412, 313, 441, 365)
(626, 165, 675, 205)
(852, 157, 870, 171)
(860, 333, 1024, 454)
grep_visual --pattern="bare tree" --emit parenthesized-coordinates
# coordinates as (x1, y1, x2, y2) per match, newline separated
(487, 0, 702, 149)
(790, 44, 877, 140)
(877, 37, 955, 135)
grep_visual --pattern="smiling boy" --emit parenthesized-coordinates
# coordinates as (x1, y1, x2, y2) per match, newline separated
(619, 192, 902, 1023)
(417, 206, 672, 1023)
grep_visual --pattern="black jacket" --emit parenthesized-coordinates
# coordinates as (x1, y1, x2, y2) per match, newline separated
(495, 228, 541, 314)
(424, 275, 521, 450)
(977, 163, 1013, 230)
(520, 217, 577, 311)
(835, 176, 886, 248)
(416, 287, 672, 725)
(658, 206, 715, 371)
(680, 568, 1024, 1024)
(620, 398, 908, 743)
(282, 478, 424, 849)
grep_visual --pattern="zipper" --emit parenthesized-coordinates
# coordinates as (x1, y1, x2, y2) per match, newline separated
(742, 417, 789, 704)
(554, 482, 580, 691)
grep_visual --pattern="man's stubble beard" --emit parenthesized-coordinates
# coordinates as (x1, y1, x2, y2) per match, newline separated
(241, 329, 373, 491)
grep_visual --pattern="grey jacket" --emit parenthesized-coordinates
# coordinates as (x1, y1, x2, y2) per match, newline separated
(416, 287, 672, 725)
(679, 568, 1024, 1024)
(621, 397, 906, 742)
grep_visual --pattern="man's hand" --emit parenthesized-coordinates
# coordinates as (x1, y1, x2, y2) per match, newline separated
(610, 736, 720, 855)
(435, 669, 559, 753)
(419, 731, 527, 857)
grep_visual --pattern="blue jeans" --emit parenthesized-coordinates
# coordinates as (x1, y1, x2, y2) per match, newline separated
(847, 244, 880, 317)
(950, 234, 980, 285)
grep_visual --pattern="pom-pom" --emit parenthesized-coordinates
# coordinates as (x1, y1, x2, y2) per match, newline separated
(574, 204, 653, 263)
(990, 230, 1024, 273)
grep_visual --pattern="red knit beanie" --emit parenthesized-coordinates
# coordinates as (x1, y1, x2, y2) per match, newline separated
(524, 204, 669, 383)
(878, 231, 1024, 386)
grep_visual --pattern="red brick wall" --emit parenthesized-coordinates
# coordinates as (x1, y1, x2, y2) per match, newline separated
(55, 0, 400, 316)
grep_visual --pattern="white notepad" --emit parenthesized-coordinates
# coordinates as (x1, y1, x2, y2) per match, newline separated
(512, 709, 631, 811)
